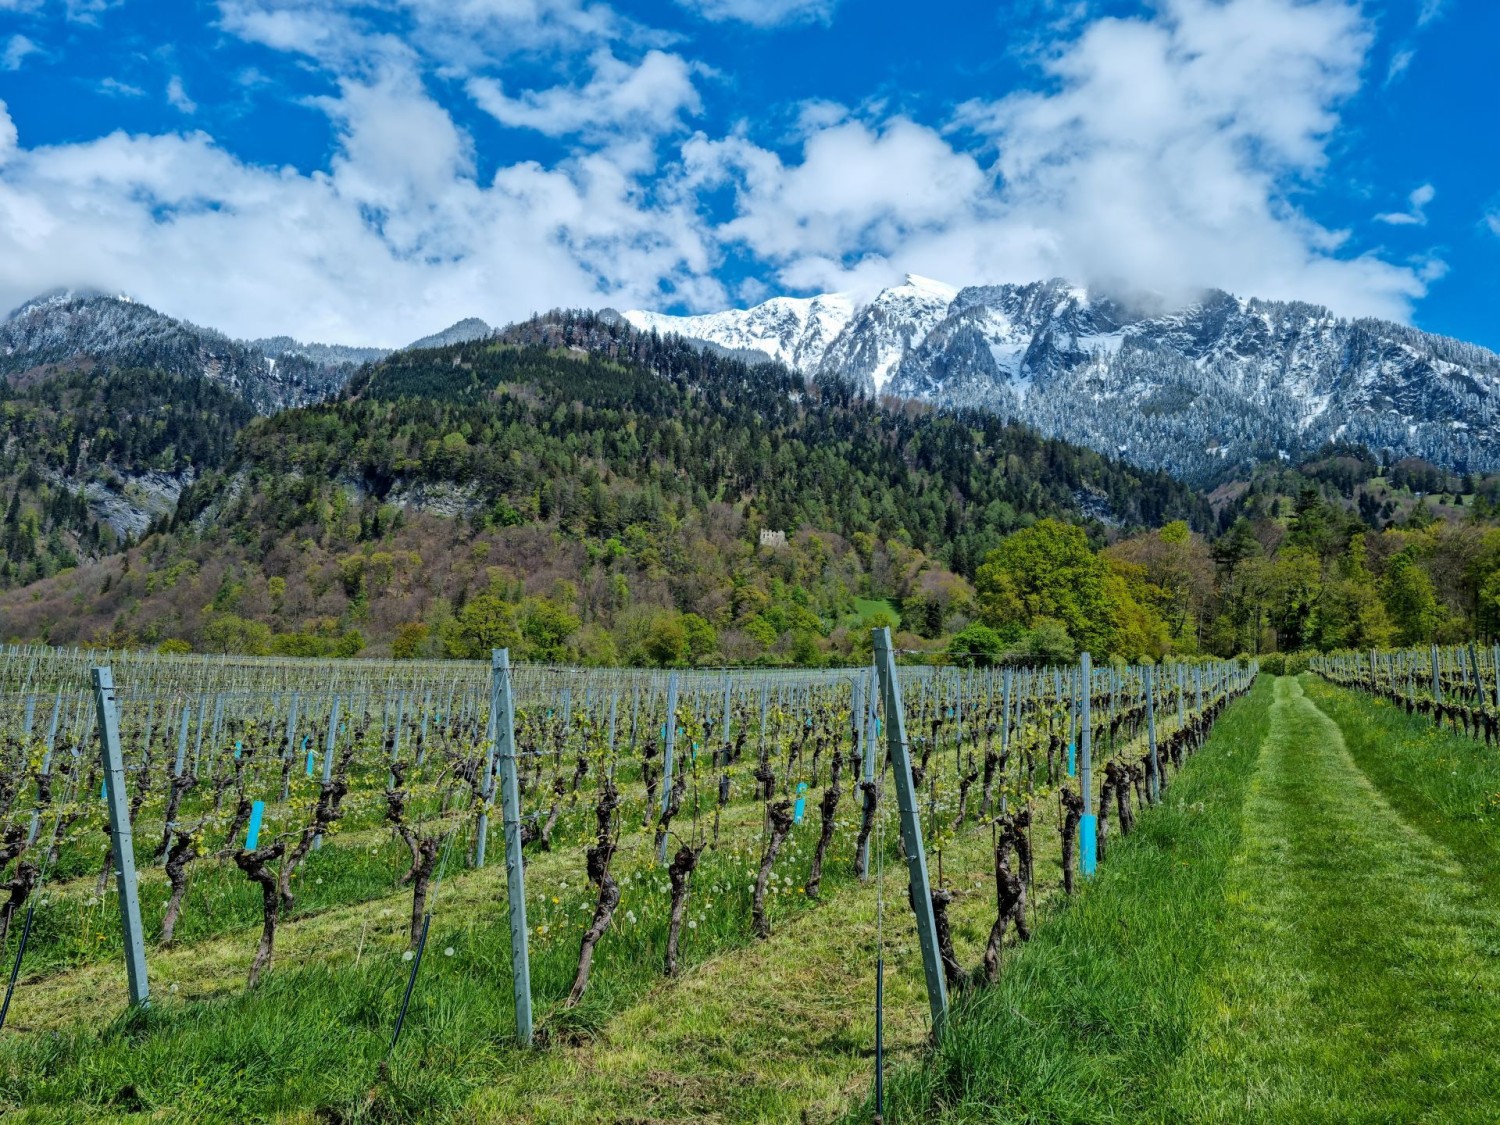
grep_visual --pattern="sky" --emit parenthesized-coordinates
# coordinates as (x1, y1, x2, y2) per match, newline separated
(0, 0, 1495, 350)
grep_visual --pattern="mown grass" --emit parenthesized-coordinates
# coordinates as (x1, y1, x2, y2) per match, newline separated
(0, 793, 874, 1123)
(1164, 676, 1500, 1121)
(853, 676, 1270, 1123)
(1302, 674, 1500, 897)
(867, 675, 1500, 1125)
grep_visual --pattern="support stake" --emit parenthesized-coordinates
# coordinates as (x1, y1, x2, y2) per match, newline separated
(92, 665, 149, 1010)
(492, 649, 533, 1046)
(872, 627, 948, 1040)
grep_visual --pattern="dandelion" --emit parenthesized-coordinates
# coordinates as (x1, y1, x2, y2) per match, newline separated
(687, 920, 697, 930)
(626, 910, 638, 924)
(444, 947, 455, 957)
(403, 950, 415, 961)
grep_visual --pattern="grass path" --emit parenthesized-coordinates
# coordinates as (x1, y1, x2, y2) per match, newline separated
(1165, 676, 1500, 1122)
(875, 675, 1500, 1124)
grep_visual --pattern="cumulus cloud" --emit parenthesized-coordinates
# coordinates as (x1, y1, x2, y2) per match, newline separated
(0, 0, 1438, 343)
(467, 49, 701, 138)
(1376, 183, 1435, 226)
(0, 100, 15, 164)
(675, 0, 838, 28)
(685, 118, 987, 276)
(0, 72, 719, 343)
(700, 0, 1424, 320)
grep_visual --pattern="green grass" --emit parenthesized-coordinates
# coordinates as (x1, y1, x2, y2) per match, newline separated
(0, 799, 873, 1123)
(1165, 676, 1500, 1121)
(860, 676, 1272, 1123)
(1302, 674, 1500, 898)
(853, 598, 901, 628)
(869, 675, 1500, 1124)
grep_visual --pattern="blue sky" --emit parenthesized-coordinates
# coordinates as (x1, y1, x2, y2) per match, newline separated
(0, 0, 1494, 350)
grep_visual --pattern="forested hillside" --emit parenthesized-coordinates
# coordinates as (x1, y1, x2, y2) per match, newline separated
(6, 312, 1500, 665)
(0, 366, 253, 585)
(0, 313, 1207, 663)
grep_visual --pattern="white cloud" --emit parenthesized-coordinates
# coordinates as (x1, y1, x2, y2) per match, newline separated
(0, 73, 719, 344)
(686, 118, 987, 272)
(0, 100, 15, 165)
(166, 76, 198, 114)
(2, 35, 40, 71)
(1376, 182, 1435, 226)
(675, 0, 838, 28)
(467, 49, 700, 138)
(99, 76, 145, 97)
(1386, 46, 1414, 84)
(0, 0, 1438, 345)
(1418, 0, 1447, 27)
(1485, 209, 1500, 239)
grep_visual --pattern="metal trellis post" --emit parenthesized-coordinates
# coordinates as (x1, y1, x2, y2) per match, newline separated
(491, 649, 533, 1046)
(92, 666, 150, 1010)
(872, 627, 948, 1040)
(1079, 652, 1097, 877)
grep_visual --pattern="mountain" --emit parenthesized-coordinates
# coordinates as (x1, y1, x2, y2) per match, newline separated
(1, 291, 352, 412)
(0, 311, 1209, 657)
(404, 317, 494, 351)
(624, 291, 855, 371)
(627, 278, 1500, 484)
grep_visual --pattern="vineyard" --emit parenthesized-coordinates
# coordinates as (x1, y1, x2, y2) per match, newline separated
(0, 638, 1251, 1122)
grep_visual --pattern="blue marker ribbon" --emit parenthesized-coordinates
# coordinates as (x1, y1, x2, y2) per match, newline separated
(793, 781, 808, 825)
(1067, 742, 1077, 777)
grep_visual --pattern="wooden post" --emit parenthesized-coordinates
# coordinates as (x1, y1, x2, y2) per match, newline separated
(872, 627, 948, 1040)
(92, 666, 149, 1010)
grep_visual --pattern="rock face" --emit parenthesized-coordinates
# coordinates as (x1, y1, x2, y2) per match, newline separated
(628, 277, 1500, 484)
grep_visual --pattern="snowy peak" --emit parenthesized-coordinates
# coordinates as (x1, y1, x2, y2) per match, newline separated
(0, 292, 364, 411)
(627, 276, 1500, 483)
(623, 274, 962, 389)
(0, 292, 498, 412)
(404, 317, 494, 352)
(623, 292, 856, 370)
(819, 275, 961, 392)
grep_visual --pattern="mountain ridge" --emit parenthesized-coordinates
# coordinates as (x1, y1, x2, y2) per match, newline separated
(625, 277, 1500, 484)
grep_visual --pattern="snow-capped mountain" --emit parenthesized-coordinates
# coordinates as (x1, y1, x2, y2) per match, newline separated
(624, 291, 855, 372)
(628, 277, 1500, 483)
(405, 316, 495, 352)
(0, 291, 359, 411)
(817, 275, 957, 393)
